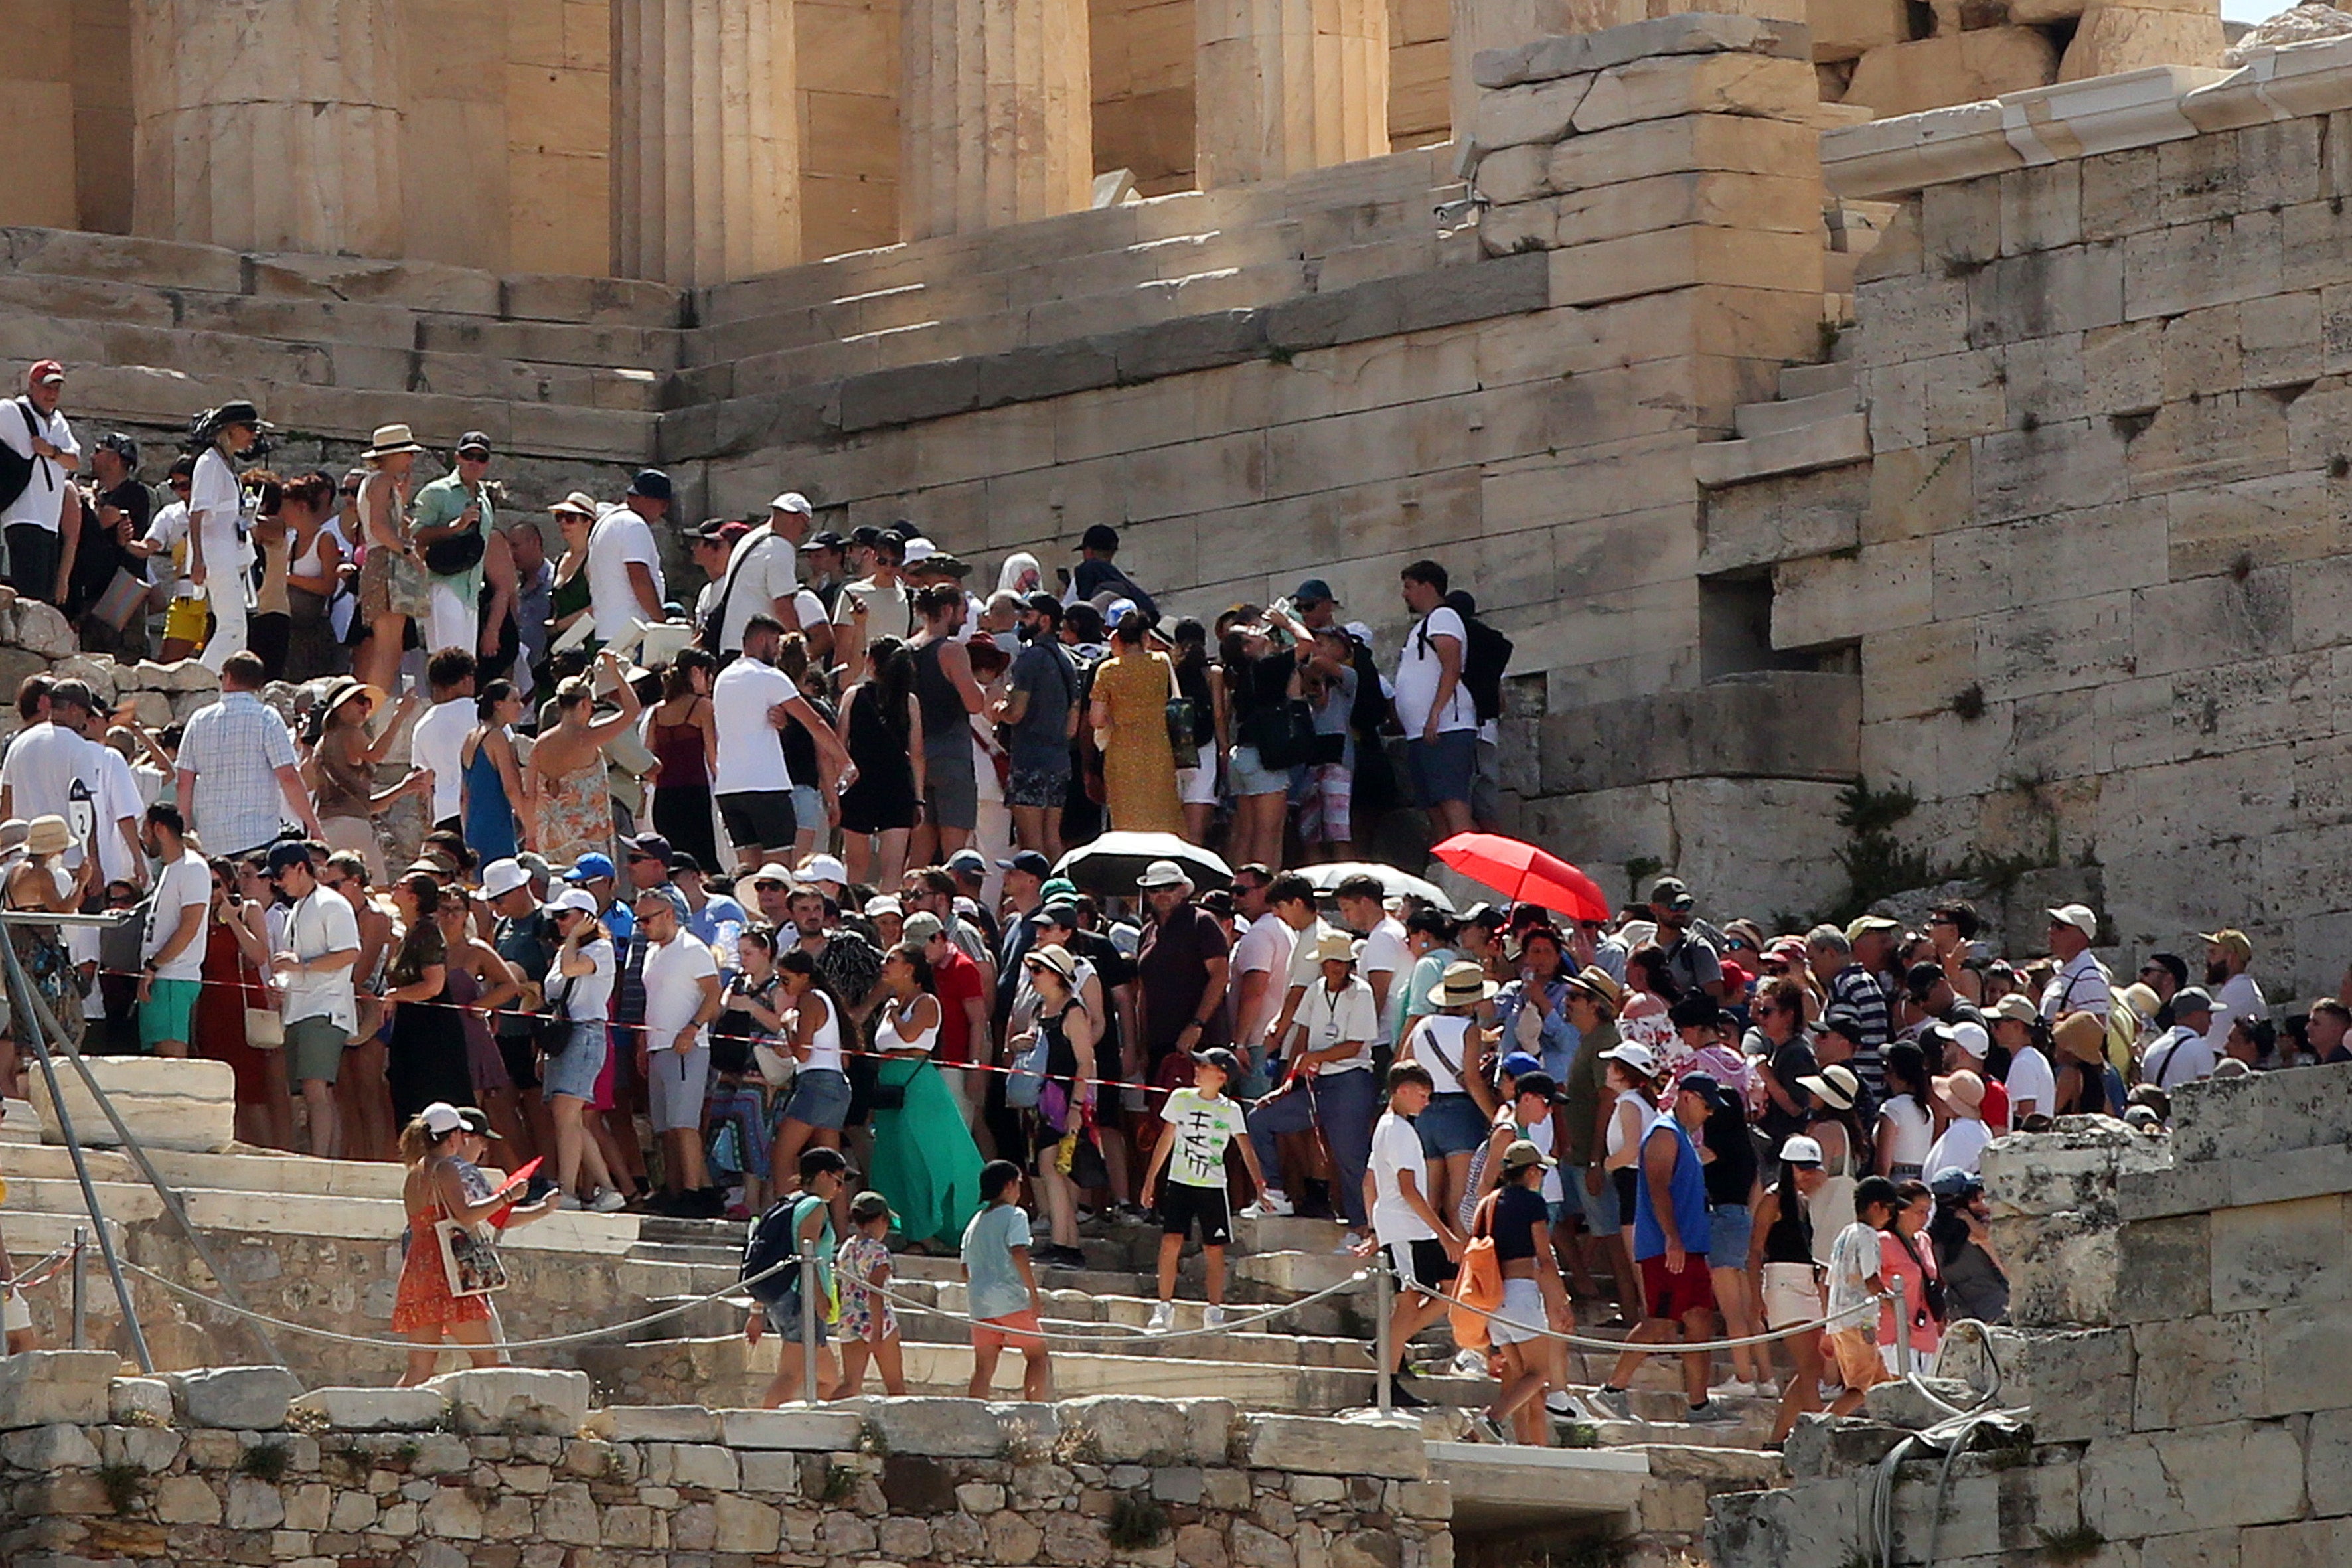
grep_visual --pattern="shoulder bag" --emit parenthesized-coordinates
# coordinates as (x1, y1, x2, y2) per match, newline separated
(536, 971, 580, 1057)
(1447, 1190, 1504, 1353)
(435, 1190, 510, 1299)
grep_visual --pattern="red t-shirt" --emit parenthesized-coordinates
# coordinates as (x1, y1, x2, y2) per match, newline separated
(1980, 1077, 2011, 1132)
(932, 946, 986, 1067)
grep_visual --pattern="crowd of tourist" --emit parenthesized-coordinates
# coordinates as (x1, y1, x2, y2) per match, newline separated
(0, 364, 2329, 1433)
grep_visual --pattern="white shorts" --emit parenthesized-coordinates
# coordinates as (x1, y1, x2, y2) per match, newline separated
(1490, 1275, 1549, 1347)
(1176, 764, 1216, 807)
(1761, 1261, 1822, 1331)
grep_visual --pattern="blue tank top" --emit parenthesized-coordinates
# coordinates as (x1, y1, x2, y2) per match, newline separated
(461, 730, 517, 860)
(1630, 1105, 1712, 1263)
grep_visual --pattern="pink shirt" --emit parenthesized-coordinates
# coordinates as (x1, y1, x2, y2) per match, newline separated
(1878, 1229, 1940, 1356)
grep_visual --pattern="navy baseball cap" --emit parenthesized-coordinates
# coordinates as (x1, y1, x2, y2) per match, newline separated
(626, 469, 672, 501)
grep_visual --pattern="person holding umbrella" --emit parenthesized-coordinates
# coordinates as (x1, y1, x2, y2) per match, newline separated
(1243, 929, 1380, 1251)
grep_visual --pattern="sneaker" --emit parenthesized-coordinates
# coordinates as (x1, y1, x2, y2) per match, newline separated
(1687, 1401, 1741, 1426)
(1544, 1390, 1580, 1419)
(1589, 1386, 1632, 1421)
(1470, 1412, 1510, 1445)
(1240, 1191, 1295, 1219)
(1450, 1349, 1488, 1377)
(589, 1188, 627, 1214)
(1204, 1305, 1229, 1330)
(1148, 1300, 1176, 1333)
(1333, 1231, 1366, 1255)
(1041, 1244, 1087, 1269)
(1715, 1379, 1758, 1399)
(1386, 1378, 1430, 1409)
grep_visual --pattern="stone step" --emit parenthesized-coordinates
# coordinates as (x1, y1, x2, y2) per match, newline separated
(1776, 359, 1857, 400)
(1691, 410, 1871, 488)
(1733, 384, 1863, 439)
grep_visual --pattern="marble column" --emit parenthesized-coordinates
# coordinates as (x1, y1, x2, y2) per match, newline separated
(131, 0, 405, 258)
(1194, 0, 1389, 189)
(898, 0, 1092, 240)
(612, 0, 802, 287)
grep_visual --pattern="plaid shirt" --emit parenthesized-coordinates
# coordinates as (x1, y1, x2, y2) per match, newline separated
(177, 691, 297, 854)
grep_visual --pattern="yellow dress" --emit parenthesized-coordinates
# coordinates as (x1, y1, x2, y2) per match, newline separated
(1094, 650, 1186, 834)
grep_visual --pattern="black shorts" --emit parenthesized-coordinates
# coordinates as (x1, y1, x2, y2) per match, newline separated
(1158, 1181, 1233, 1246)
(1389, 1237, 1460, 1294)
(718, 789, 797, 854)
(497, 1028, 542, 1093)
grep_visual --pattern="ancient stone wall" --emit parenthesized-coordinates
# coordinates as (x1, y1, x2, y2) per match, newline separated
(1704, 50, 2352, 998)
(1707, 1071, 2352, 1568)
(0, 1364, 1455, 1568)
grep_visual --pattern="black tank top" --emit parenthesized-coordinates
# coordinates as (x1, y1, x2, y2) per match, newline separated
(1762, 1181, 1814, 1265)
(913, 639, 963, 744)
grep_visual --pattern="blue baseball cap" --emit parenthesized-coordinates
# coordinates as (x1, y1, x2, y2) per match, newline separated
(1500, 1050, 1545, 1080)
(566, 852, 617, 883)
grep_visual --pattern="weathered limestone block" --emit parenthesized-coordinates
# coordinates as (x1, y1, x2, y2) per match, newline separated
(1196, 0, 1390, 189)
(1843, 29, 2061, 118)
(169, 1366, 301, 1431)
(715, 1406, 865, 1449)
(1935, 1325, 2135, 1440)
(1980, 1118, 2173, 1219)
(29, 1055, 236, 1152)
(1245, 1413, 1427, 1478)
(602, 1405, 723, 1443)
(900, 0, 1091, 238)
(424, 1368, 591, 1435)
(1772, 538, 1930, 649)
(288, 1387, 451, 1432)
(2082, 1419, 2308, 1538)
(2061, 4, 2226, 80)
(2169, 1064, 2352, 1162)
(129, 0, 406, 256)
(1058, 1396, 1237, 1464)
(842, 1395, 1055, 1456)
(1810, 0, 1908, 61)
(1471, 13, 1812, 88)
(109, 1378, 173, 1426)
(611, 0, 801, 286)
(0, 1353, 116, 1431)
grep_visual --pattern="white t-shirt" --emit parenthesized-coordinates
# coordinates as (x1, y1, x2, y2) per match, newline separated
(0, 400, 80, 532)
(1924, 1117, 1991, 1179)
(2143, 1026, 2217, 1089)
(1371, 1109, 1437, 1243)
(1160, 1087, 1247, 1189)
(2203, 973, 2266, 1054)
(1, 724, 102, 863)
(188, 447, 246, 570)
(643, 931, 719, 1051)
(1282, 917, 1337, 998)
(1230, 911, 1293, 1040)
(1358, 915, 1410, 1042)
(586, 509, 666, 642)
(707, 528, 804, 652)
(410, 698, 474, 821)
(144, 850, 212, 983)
(1296, 975, 1378, 1075)
(1393, 605, 1476, 735)
(90, 744, 142, 884)
(552, 937, 617, 1019)
(833, 575, 911, 641)
(2004, 1045, 2057, 1119)
(281, 886, 362, 1029)
(710, 658, 799, 794)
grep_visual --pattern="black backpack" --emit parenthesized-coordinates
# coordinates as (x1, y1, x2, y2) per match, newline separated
(0, 400, 44, 515)
(1415, 606, 1515, 727)
(740, 1194, 819, 1304)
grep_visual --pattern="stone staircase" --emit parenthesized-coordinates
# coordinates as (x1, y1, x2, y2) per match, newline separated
(1691, 356, 1870, 486)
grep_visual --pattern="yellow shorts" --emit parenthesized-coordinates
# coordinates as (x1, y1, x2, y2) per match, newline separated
(163, 593, 210, 646)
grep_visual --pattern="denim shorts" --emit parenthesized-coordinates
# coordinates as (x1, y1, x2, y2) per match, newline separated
(1414, 1093, 1489, 1158)
(542, 1018, 609, 1102)
(790, 785, 823, 837)
(1227, 743, 1290, 799)
(783, 1066, 852, 1130)
(1407, 730, 1478, 809)
(1707, 1202, 1754, 1270)
(1563, 1164, 1622, 1236)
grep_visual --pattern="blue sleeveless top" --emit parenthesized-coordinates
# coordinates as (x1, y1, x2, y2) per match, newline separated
(1630, 1105, 1712, 1263)
(461, 730, 518, 861)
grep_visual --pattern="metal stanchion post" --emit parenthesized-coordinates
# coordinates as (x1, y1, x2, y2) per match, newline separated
(1375, 1253, 1393, 1417)
(71, 1228, 85, 1350)
(799, 1238, 819, 1406)
(1892, 1277, 1911, 1378)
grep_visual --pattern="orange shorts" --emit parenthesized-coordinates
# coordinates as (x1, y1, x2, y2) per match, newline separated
(972, 1308, 1045, 1354)
(1826, 1328, 1888, 1391)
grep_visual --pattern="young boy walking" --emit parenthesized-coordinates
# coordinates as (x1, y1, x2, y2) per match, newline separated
(1357, 1061, 1464, 1409)
(744, 1146, 847, 1407)
(1140, 1046, 1269, 1332)
(1823, 1175, 1897, 1413)
(963, 1159, 1052, 1400)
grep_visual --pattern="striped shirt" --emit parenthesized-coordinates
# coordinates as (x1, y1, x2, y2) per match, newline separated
(1830, 962, 1891, 1093)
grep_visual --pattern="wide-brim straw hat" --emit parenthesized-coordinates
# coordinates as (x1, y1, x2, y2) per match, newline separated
(321, 676, 384, 721)
(361, 423, 427, 460)
(24, 815, 72, 858)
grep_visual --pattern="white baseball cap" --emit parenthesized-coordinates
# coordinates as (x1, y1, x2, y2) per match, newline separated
(420, 1102, 465, 1136)
(548, 888, 599, 916)
(2047, 903, 2099, 939)
(1778, 1134, 1824, 1165)
(479, 859, 530, 900)
(799, 853, 848, 886)
(1599, 1041, 1660, 1077)
(770, 491, 813, 516)
(902, 538, 939, 564)
(1947, 1020, 1990, 1060)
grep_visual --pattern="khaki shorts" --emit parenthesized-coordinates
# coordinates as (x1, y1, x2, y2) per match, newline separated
(1826, 1327, 1888, 1392)
(1761, 1261, 1822, 1330)
(286, 1014, 348, 1086)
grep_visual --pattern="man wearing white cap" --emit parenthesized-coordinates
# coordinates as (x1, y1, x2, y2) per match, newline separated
(2039, 905, 2111, 1023)
(702, 493, 815, 654)
(1, 360, 80, 603)
(1243, 928, 1380, 1246)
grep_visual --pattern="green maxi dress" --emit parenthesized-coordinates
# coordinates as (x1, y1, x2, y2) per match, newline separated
(868, 1042, 985, 1249)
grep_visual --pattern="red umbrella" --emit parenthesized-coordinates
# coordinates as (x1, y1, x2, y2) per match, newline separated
(1431, 832, 1612, 925)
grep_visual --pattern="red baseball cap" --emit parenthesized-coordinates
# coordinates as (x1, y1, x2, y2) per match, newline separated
(26, 360, 64, 387)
